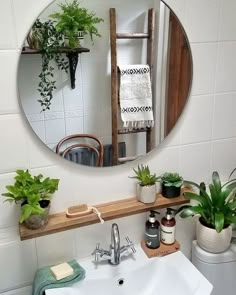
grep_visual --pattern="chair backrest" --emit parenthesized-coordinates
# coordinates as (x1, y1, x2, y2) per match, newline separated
(56, 134, 104, 167)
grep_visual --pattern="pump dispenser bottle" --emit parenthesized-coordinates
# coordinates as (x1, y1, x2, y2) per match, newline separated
(145, 211, 160, 249)
(161, 208, 176, 245)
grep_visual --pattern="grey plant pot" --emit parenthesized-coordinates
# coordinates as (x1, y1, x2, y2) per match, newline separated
(136, 183, 158, 204)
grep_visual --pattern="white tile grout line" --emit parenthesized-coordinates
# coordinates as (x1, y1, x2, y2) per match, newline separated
(210, 0, 222, 173)
(10, 0, 20, 50)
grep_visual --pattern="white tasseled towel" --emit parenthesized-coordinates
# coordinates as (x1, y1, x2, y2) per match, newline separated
(119, 64, 154, 128)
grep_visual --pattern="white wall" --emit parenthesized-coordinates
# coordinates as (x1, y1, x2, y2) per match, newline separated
(1, 0, 236, 294)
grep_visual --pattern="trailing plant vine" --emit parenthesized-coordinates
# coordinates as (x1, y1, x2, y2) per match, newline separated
(28, 19, 69, 111)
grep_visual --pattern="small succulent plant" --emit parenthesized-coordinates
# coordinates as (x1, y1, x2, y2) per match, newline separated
(130, 165, 160, 186)
(161, 172, 183, 187)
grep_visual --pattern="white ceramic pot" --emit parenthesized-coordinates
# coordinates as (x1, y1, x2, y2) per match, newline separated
(64, 31, 84, 48)
(196, 218, 232, 253)
(136, 183, 157, 204)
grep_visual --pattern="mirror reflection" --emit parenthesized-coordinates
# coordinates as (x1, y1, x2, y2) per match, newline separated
(18, 0, 192, 167)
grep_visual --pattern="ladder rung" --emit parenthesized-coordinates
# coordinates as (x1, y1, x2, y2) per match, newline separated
(116, 33, 149, 39)
(118, 128, 151, 135)
(118, 156, 139, 163)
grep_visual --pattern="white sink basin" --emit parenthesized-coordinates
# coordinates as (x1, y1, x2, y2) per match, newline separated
(46, 245, 212, 295)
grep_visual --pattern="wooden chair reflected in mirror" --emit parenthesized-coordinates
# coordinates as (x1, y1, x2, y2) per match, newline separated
(56, 134, 104, 167)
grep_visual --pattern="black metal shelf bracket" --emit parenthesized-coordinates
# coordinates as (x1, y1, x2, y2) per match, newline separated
(66, 52, 80, 89)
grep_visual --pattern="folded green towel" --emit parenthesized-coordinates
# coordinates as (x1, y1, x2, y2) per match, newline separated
(32, 259, 86, 295)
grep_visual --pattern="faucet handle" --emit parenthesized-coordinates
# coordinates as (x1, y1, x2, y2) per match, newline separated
(92, 243, 100, 262)
(125, 236, 136, 253)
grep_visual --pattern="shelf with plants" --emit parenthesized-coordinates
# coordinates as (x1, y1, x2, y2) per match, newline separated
(22, 0, 104, 112)
(21, 47, 90, 55)
(21, 46, 90, 90)
(19, 188, 190, 241)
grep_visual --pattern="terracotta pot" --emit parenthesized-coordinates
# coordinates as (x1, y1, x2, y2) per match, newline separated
(161, 183, 181, 198)
(196, 218, 232, 253)
(136, 183, 157, 204)
(26, 31, 41, 49)
(23, 200, 50, 230)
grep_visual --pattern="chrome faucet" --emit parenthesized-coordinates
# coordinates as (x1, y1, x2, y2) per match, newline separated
(92, 223, 136, 265)
(110, 223, 121, 264)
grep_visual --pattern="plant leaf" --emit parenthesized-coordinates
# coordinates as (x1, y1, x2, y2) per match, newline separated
(227, 200, 236, 210)
(215, 212, 224, 233)
(212, 171, 221, 195)
(179, 206, 205, 218)
(20, 204, 32, 223)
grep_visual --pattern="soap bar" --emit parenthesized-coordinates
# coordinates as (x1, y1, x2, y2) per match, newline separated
(50, 262, 74, 280)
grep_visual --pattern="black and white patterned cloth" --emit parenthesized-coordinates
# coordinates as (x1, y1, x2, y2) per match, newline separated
(119, 64, 154, 128)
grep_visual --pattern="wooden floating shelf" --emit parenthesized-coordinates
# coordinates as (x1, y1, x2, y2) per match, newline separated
(19, 189, 190, 241)
(21, 47, 90, 54)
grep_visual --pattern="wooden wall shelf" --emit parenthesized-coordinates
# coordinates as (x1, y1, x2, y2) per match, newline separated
(21, 47, 90, 55)
(21, 46, 90, 89)
(19, 189, 190, 241)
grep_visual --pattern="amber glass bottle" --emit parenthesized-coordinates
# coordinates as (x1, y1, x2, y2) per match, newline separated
(161, 208, 176, 245)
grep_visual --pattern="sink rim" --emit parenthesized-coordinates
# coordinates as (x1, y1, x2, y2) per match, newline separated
(46, 245, 213, 295)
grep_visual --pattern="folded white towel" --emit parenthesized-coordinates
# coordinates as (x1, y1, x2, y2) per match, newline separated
(119, 64, 154, 128)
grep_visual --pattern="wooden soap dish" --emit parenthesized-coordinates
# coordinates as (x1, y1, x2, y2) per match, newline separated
(66, 204, 105, 224)
(66, 204, 93, 218)
(141, 240, 180, 258)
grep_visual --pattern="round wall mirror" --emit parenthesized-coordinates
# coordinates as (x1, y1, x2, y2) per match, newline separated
(18, 0, 192, 168)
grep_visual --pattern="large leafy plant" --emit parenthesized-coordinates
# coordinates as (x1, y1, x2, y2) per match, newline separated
(179, 171, 236, 233)
(130, 165, 160, 186)
(2, 170, 59, 223)
(161, 172, 183, 187)
(27, 19, 69, 111)
(50, 0, 104, 48)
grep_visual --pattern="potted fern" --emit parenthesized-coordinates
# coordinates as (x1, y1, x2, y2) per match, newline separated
(161, 172, 183, 198)
(178, 171, 236, 253)
(50, 0, 104, 48)
(130, 165, 160, 204)
(2, 170, 59, 230)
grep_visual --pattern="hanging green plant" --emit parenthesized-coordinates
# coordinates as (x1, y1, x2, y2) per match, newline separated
(27, 19, 69, 111)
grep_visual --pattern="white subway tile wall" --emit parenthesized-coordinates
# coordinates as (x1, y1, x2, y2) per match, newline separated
(0, 0, 235, 294)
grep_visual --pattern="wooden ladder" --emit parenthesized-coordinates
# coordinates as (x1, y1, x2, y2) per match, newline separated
(109, 8, 155, 165)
